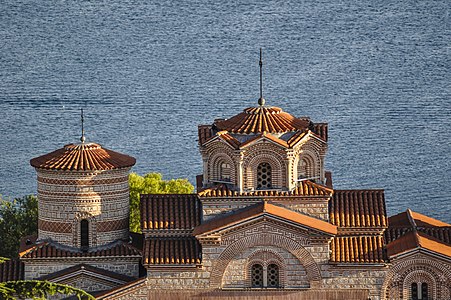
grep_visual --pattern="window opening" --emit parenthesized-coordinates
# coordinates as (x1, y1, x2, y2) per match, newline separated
(257, 162, 272, 189)
(251, 264, 263, 288)
(220, 162, 231, 181)
(421, 283, 428, 300)
(80, 219, 89, 250)
(298, 159, 307, 179)
(267, 264, 279, 288)
(411, 282, 418, 300)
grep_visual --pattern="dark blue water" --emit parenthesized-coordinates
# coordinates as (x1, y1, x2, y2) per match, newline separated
(0, 1, 449, 222)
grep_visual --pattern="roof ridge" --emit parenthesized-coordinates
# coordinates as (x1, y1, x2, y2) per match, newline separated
(406, 209, 418, 229)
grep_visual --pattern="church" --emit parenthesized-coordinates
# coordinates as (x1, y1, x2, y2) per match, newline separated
(1, 57, 450, 300)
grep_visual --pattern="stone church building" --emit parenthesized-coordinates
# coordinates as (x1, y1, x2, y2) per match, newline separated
(1, 92, 450, 299)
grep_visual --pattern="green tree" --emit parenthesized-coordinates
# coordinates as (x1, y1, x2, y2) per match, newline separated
(129, 172, 194, 233)
(0, 195, 38, 258)
(0, 280, 95, 299)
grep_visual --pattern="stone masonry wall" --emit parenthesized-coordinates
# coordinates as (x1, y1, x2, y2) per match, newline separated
(23, 258, 140, 280)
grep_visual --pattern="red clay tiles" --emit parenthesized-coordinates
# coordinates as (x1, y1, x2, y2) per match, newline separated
(193, 201, 337, 236)
(329, 190, 387, 228)
(386, 231, 451, 258)
(143, 237, 201, 265)
(214, 106, 310, 134)
(140, 194, 202, 231)
(20, 241, 141, 259)
(0, 259, 24, 282)
(330, 236, 386, 263)
(30, 143, 136, 171)
(198, 181, 333, 198)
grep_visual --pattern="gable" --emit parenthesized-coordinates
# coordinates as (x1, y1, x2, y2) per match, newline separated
(39, 264, 136, 292)
(194, 201, 337, 238)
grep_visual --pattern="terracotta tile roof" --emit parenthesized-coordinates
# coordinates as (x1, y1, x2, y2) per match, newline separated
(214, 106, 310, 134)
(194, 201, 337, 236)
(30, 143, 136, 171)
(198, 125, 213, 146)
(198, 181, 333, 198)
(386, 230, 451, 258)
(286, 131, 308, 147)
(329, 190, 387, 228)
(0, 259, 24, 282)
(390, 209, 451, 228)
(312, 123, 328, 142)
(385, 209, 451, 245)
(140, 194, 201, 230)
(20, 241, 141, 259)
(143, 237, 201, 265)
(330, 236, 386, 264)
(217, 131, 241, 149)
(39, 263, 136, 282)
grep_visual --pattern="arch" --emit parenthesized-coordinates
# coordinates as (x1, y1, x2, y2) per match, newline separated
(73, 212, 97, 248)
(257, 162, 272, 189)
(403, 270, 436, 300)
(296, 149, 320, 181)
(207, 151, 236, 184)
(80, 219, 89, 249)
(245, 249, 286, 288)
(243, 152, 285, 190)
(381, 256, 451, 300)
(209, 232, 321, 288)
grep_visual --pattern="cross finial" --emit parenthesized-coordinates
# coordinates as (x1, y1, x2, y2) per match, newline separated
(80, 109, 86, 143)
(258, 48, 265, 106)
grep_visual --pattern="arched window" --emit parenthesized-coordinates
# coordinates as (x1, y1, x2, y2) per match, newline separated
(411, 282, 418, 300)
(80, 219, 89, 250)
(421, 283, 428, 300)
(267, 264, 279, 288)
(220, 162, 231, 181)
(251, 264, 263, 288)
(257, 162, 272, 189)
(297, 159, 307, 179)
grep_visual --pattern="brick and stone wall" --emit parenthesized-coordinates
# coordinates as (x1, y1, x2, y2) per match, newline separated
(23, 258, 140, 280)
(37, 168, 131, 248)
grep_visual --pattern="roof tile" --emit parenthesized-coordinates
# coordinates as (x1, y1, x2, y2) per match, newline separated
(140, 194, 202, 231)
(0, 259, 24, 282)
(194, 201, 337, 236)
(330, 236, 386, 264)
(143, 237, 201, 266)
(30, 143, 136, 171)
(214, 106, 310, 134)
(329, 190, 387, 228)
(198, 181, 333, 198)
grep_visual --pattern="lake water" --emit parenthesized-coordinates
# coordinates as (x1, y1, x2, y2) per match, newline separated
(0, 1, 449, 222)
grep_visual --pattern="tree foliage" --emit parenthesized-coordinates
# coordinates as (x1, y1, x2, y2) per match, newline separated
(0, 195, 38, 258)
(129, 172, 194, 233)
(0, 280, 95, 299)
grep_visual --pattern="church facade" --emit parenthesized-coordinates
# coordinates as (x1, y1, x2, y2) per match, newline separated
(1, 83, 450, 299)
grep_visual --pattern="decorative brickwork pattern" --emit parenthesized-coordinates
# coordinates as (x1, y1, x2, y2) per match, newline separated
(208, 232, 322, 288)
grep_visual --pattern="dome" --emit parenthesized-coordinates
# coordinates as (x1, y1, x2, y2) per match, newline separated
(30, 142, 136, 171)
(214, 106, 310, 134)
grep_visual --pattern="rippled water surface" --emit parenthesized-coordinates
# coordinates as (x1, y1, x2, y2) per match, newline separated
(0, 1, 449, 222)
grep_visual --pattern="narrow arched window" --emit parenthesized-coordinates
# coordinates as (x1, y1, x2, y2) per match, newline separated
(257, 163, 272, 189)
(421, 283, 428, 300)
(251, 264, 263, 288)
(411, 282, 418, 300)
(220, 162, 231, 181)
(298, 159, 307, 179)
(267, 264, 279, 288)
(80, 219, 89, 250)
